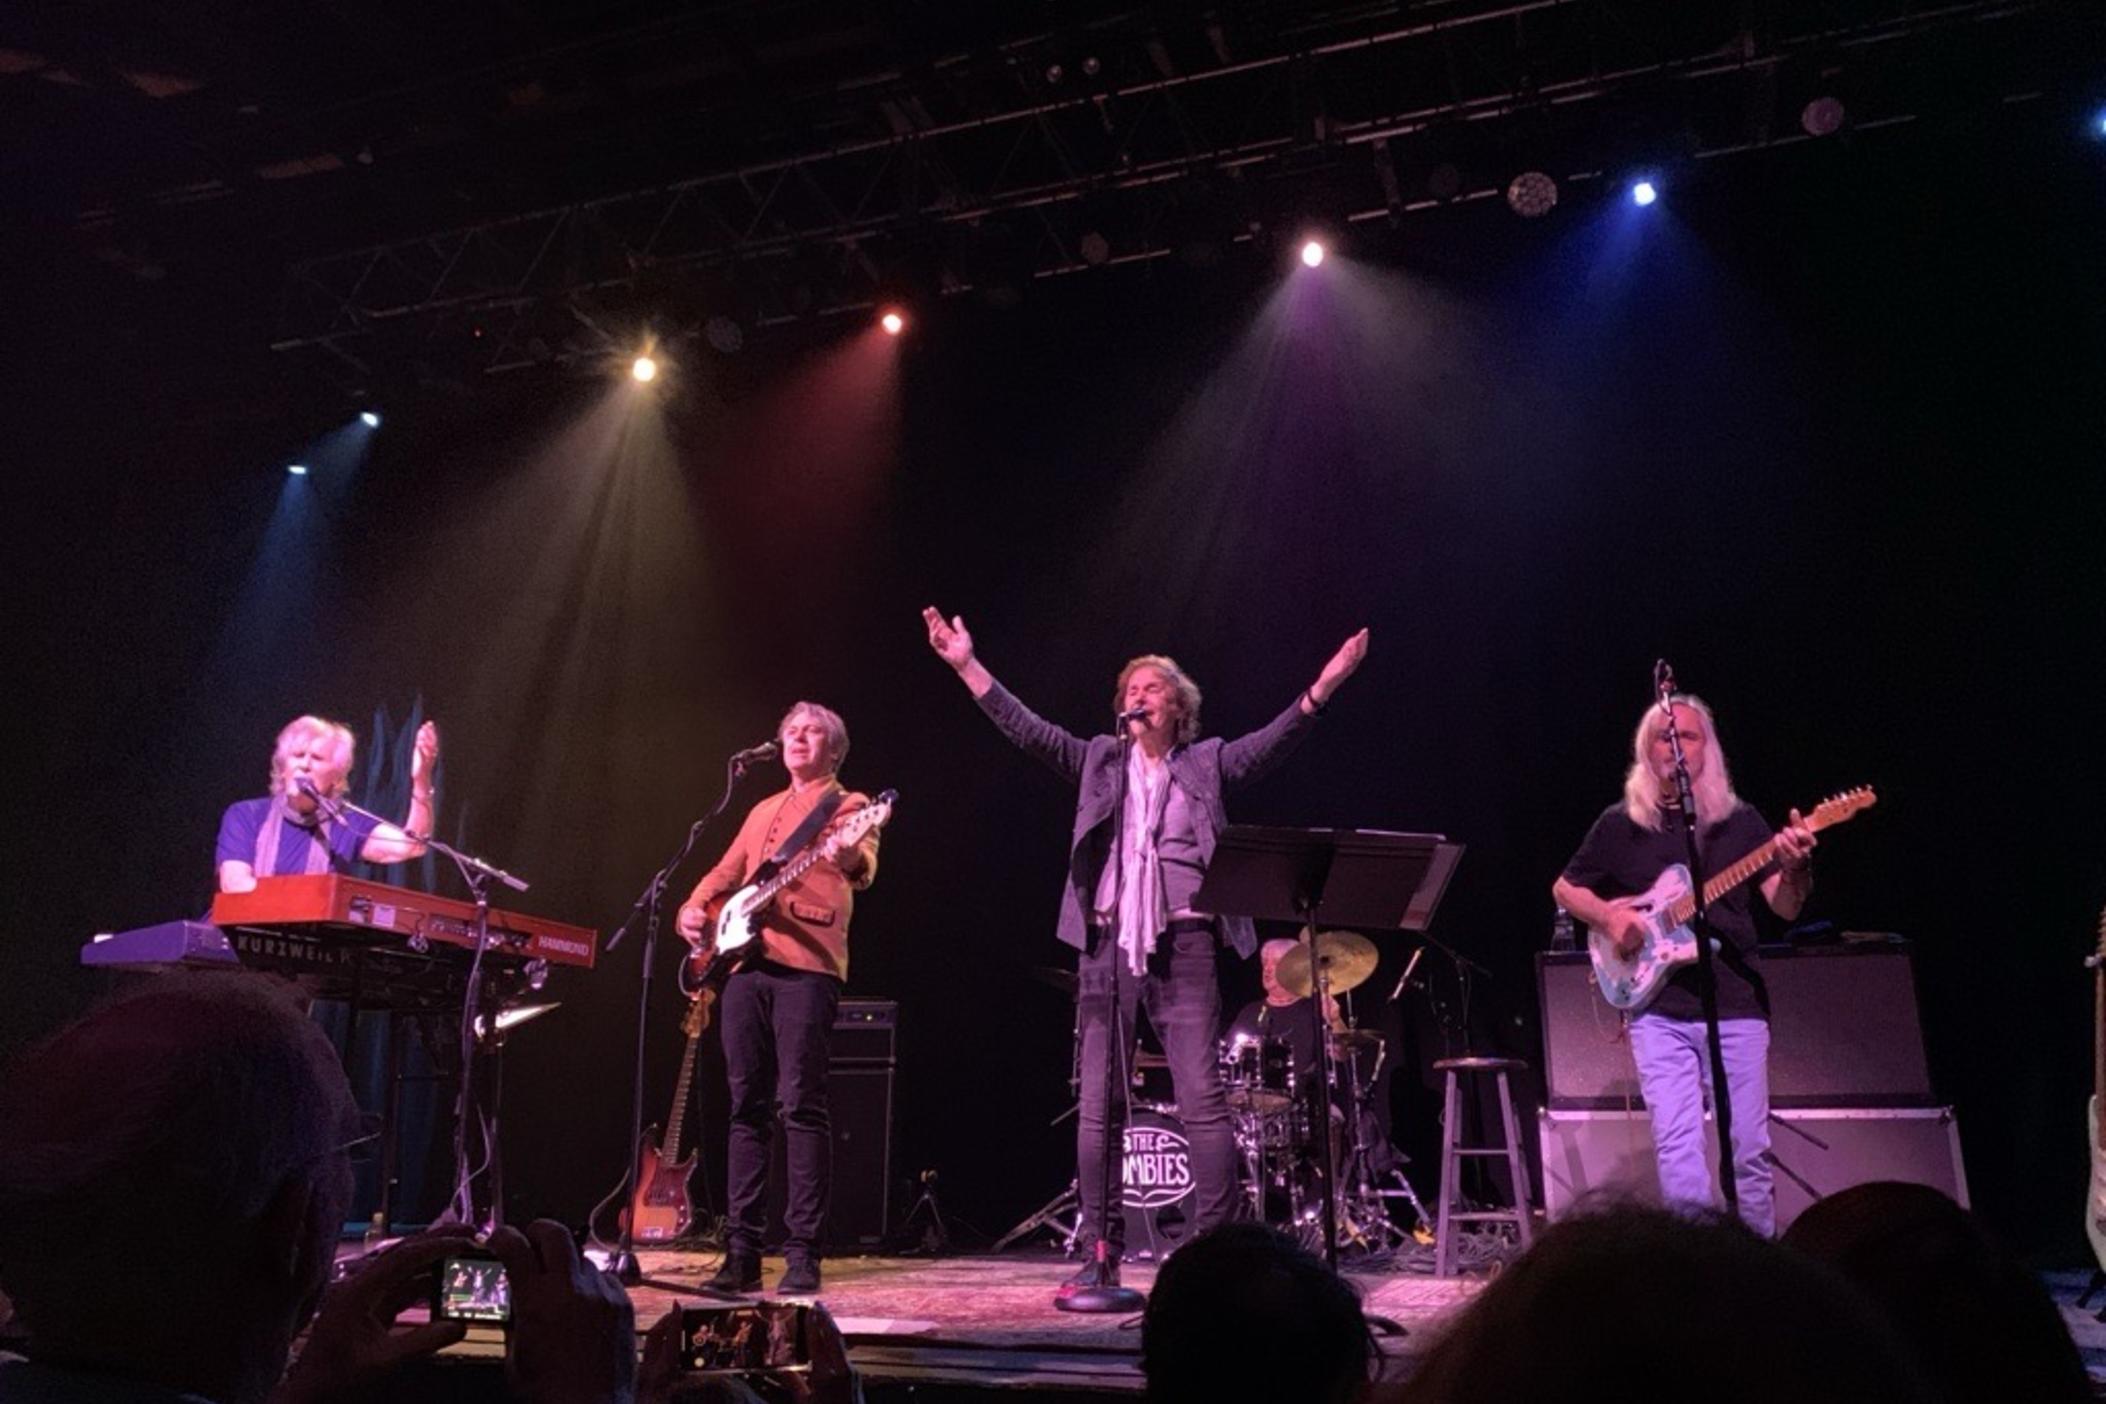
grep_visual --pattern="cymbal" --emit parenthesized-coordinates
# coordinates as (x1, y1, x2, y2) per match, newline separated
(1276, 931, 1380, 999)
(1329, 1027, 1384, 1049)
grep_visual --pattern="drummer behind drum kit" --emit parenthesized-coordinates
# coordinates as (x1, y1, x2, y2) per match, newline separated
(1222, 931, 1432, 1258)
(998, 931, 1434, 1262)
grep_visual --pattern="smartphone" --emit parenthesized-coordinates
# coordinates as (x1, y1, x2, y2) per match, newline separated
(680, 1303, 810, 1372)
(431, 1251, 512, 1325)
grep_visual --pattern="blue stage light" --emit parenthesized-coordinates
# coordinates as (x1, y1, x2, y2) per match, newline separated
(287, 464, 309, 476)
(1631, 179, 1659, 207)
(360, 411, 381, 428)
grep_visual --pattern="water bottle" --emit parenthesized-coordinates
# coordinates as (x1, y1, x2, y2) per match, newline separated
(1550, 907, 1577, 952)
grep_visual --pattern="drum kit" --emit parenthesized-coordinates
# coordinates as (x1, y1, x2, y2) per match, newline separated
(1219, 930, 1429, 1256)
(996, 932, 1433, 1262)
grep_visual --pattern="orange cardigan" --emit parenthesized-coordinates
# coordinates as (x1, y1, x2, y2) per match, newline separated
(683, 779, 880, 982)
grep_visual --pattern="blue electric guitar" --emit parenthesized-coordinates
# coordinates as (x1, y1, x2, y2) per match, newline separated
(1586, 787, 1877, 1011)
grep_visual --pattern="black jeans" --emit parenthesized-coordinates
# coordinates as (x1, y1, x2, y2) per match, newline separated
(1075, 919, 1236, 1253)
(719, 960, 841, 1260)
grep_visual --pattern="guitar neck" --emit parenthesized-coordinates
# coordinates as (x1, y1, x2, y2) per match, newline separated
(660, 1031, 704, 1164)
(2096, 959, 2106, 1154)
(1663, 838, 1780, 930)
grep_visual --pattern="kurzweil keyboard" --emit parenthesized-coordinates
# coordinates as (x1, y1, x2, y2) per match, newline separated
(84, 875, 596, 1005)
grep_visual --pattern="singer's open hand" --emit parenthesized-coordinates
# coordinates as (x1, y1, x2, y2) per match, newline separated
(922, 606, 975, 671)
(1309, 628, 1370, 706)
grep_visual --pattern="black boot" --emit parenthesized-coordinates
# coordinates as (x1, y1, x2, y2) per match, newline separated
(705, 1251, 762, 1293)
(1057, 1251, 1121, 1296)
(777, 1256, 822, 1295)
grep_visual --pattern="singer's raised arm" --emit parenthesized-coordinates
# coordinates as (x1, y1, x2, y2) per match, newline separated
(922, 605, 1090, 782)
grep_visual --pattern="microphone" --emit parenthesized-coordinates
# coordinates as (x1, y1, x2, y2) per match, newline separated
(1653, 658, 1676, 706)
(1388, 945, 1426, 1003)
(731, 740, 780, 765)
(294, 777, 341, 819)
(1114, 705, 1150, 726)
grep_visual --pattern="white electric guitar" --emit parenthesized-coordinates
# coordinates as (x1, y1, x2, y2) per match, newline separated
(679, 789, 896, 1002)
(1586, 787, 1877, 1011)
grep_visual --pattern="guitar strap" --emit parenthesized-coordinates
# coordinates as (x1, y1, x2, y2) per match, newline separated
(768, 786, 848, 867)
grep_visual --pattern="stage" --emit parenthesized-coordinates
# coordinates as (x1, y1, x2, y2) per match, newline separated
(568, 1249, 1472, 1396)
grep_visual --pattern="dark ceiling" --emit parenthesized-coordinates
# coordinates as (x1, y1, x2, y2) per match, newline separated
(7, 0, 2098, 402)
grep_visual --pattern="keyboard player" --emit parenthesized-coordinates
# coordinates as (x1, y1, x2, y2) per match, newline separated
(216, 715, 439, 893)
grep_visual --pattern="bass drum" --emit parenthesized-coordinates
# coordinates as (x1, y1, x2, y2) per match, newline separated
(1119, 1105, 1196, 1261)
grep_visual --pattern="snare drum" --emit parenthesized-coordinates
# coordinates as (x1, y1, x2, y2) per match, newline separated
(1220, 1034, 1296, 1114)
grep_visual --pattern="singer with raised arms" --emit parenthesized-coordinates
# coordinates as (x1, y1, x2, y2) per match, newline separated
(1549, 688, 1815, 1236)
(922, 605, 1368, 1301)
(216, 716, 438, 894)
(676, 703, 880, 1298)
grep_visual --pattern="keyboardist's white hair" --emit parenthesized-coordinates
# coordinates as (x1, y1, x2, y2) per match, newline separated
(269, 714, 356, 800)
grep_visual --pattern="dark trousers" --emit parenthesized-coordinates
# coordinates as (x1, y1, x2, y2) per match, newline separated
(719, 960, 842, 1260)
(1076, 919, 1237, 1251)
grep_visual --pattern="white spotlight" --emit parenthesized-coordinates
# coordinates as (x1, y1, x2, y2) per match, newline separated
(287, 464, 309, 476)
(631, 355, 659, 383)
(880, 309, 906, 336)
(1299, 239, 1326, 268)
(1631, 179, 1659, 207)
(359, 411, 381, 428)
(1506, 171, 1559, 218)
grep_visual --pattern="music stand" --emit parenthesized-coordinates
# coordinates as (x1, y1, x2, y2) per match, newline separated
(1194, 826, 1463, 1269)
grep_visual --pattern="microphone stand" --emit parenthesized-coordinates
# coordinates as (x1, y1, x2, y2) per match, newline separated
(308, 787, 529, 1233)
(1654, 667, 1740, 1221)
(1058, 717, 1145, 1314)
(600, 749, 761, 1288)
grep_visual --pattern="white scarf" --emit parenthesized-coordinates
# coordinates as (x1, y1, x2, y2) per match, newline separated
(1108, 745, 1173, 976)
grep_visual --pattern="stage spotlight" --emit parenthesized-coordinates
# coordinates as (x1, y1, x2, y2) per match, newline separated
(631, 355, 659, 383)
(1505, 171, 1559, 218)
(704, 315, 744, 355)
(359, 411, 381, 428)
(1800, 96, 1847, 138)
(880, 309, 906, 336)
(2093, 106, 2106, 139)
(1299, 239, 1326, 268)
(1630, 179, 1659, 207)
(287, 464, 309, 476)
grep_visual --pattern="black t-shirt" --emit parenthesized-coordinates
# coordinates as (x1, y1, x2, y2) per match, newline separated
(1560, 800, 1777, 1022)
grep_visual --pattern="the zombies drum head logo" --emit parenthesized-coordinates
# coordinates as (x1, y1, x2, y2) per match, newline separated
(1122, 1120, 1194, 1210)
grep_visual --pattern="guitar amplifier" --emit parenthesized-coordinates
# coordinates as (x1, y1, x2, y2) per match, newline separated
(1538, 1104, 1969, 1232)
(1538, 940, 1935, 1109)
(765, 999, 897, 1251)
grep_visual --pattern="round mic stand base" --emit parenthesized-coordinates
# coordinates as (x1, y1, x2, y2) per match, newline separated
(1054, 1281, 1146, 1314)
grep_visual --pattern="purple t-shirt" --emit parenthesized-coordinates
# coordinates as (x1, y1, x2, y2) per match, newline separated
(214, 797, 378, 877)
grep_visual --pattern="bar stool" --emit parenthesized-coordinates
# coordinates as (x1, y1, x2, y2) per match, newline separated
(1432, 1055, 1535, 1277)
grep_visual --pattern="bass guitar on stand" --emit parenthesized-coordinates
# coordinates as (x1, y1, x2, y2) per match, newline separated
(1586, 787, 1877, 1011)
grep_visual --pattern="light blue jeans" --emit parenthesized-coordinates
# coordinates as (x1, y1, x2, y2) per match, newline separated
(1628, 1012, 1774, 1237)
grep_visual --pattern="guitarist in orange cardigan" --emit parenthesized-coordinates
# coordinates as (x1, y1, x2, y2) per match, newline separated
(676, 701, 881, 1296)
(1550, 694, 1815, 1237)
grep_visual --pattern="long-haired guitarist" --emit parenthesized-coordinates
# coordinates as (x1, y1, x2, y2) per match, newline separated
(675, 701, 880, 1296)
(1549, 694, 1815, 1237)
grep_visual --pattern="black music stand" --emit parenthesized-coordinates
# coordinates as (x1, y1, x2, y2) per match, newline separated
(1193, 826, 1463, 1269)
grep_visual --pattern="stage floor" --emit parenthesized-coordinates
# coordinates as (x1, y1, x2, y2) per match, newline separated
(613, 1248, 1479, 1394)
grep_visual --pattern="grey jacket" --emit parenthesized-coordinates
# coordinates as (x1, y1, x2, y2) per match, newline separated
(975, 680, 1318, 959)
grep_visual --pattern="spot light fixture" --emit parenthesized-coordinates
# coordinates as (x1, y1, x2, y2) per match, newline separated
(880, 308, 906, 336)
(1299, 239, 1326, 268)
(1505, 171, 1559, 218)
(631, 355, 659, 383)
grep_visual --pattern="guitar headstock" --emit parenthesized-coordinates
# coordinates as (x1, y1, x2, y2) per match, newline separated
(842, 788, 899, 840)
(1807, 786, 1877, 831)
(682, 988, 716, 1038)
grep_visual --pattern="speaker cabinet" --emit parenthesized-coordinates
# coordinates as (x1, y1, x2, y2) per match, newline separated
(765, 999, 896, 1251)
(1537, 1105, 1968, 1232)
(1538, 941, 1935, 1109)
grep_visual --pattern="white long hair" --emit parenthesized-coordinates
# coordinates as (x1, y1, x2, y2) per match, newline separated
(1622, 693, 1738, 830)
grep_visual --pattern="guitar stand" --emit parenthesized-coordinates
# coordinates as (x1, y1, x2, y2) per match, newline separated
(992, 1179, 1083, 1254)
